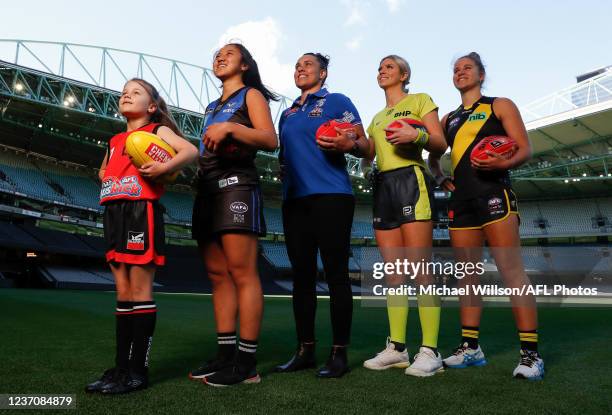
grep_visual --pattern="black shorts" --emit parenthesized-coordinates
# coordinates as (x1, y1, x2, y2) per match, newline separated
(448, 188, 519, 230)
(373, 165, 435, 230)
(192, 185, 266, 241)
(103, 200, 166, 265)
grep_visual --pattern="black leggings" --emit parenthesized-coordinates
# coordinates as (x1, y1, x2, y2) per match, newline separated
(282, 194, 355, 346)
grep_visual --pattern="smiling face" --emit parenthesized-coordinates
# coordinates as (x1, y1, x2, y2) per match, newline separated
(377, 58, 408, 91)
(119, 80, 156, 118)
(453, 57, 484, 92)
(213, 44, 248, 81)
(294, 54, 326, 91)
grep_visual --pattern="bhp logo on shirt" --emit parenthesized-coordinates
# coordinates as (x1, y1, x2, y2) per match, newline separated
(127, 231, 145, 250)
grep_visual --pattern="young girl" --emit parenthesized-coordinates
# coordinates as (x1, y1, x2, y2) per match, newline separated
(86, 78, 198, 394)
(275, 53, 368, 378)
(188, 43, 278, 387)
(429, 52, 544, 380)
(361, 55, 448, 377)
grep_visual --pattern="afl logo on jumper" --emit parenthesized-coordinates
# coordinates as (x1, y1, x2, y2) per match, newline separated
(127, 231, 145, 250)
(488, 197, 502, 208)
(230, 201, 249, 214)
(448, 116, 461, 129)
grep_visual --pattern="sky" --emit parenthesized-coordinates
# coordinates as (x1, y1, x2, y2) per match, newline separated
(1, 0, 611, 123)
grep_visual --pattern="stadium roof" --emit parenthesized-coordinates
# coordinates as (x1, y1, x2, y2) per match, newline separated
(511, 67, 612, 199)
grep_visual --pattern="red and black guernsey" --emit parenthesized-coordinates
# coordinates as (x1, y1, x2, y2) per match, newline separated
(100, 123, 166, 266)
(100, 123, 165, 205)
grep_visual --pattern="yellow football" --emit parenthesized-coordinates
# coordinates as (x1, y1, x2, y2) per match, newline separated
(125, 130, 179, 184)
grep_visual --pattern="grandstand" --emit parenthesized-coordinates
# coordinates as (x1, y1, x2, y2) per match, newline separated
(0, 39, 610, 292)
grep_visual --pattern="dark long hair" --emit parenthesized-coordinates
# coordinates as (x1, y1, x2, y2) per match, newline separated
(128, 78, 185, 137)
(215, 43, 279, 102)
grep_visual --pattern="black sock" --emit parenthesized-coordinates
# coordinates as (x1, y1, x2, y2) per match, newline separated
(130, 301, 157, 376)
(519, 330, 538, 353)
(217, 331, 237, 361)
(391, 341, 406, 352)
(461, 326, 480, 349)
(115, 301, 133, 370)
(237, 338, 258, 369)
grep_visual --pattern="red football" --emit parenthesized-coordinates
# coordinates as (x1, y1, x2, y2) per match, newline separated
(385, 118, 427, 138)
(315, 120, 355, 140)
(470, 135, 518, 162)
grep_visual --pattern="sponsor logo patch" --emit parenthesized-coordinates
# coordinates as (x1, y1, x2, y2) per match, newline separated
(468, 112, 487, 122)
(145, 143, 172, 163)
(127, 231, 145, 251)
(219, 176, 240, 189)
(394, 110, 412, 118)
(403, 205, 413, 216)
(341, 111, 356, 123)
(230, 201, 249, 214)
(100, 176, 143, 200)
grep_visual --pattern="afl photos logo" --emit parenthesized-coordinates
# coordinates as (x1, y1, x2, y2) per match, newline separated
(229, 201, 249, 214)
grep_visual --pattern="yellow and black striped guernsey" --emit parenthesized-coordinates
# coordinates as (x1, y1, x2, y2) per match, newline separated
(445, 96, 512, 200)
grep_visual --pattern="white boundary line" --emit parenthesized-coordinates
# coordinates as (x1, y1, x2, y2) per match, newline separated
(144, 291, 612, 305)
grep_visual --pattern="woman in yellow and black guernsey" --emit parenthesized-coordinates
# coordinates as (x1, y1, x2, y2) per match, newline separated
(362, 55, 448, 377)
(429, 52, 544, 380)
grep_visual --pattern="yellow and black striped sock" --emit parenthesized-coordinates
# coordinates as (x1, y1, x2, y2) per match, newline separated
(461, 326, 479, 349)
(519, 330, 538, 352)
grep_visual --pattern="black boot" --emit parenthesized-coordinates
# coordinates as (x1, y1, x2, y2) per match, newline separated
(316, 346, 349, 378)
(100, 369, 148, 395)
(275, 342, 316, 373)
(85, 367, 121, 393)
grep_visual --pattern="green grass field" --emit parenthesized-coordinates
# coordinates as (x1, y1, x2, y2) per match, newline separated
(1, 289, 611, 414)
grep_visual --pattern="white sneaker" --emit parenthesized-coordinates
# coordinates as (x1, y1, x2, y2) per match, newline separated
(443, 342, 487, 368)
(363, 338, 410, 370)
(405, 347, 444, 377)
(513, 349, 544, 380)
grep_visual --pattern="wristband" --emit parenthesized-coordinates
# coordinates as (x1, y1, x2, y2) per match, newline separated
(415, 129, 430, 147)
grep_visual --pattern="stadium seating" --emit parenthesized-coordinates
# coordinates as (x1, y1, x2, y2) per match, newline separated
(161, 191, 194, 223)
(33, 160, 102, 211)
(519, 198, 611, 236)
(0, 221, 45, 250)
(0, 151, 73, 205)
(42, 266, 163, 289)
(262, 207, 283, 234)
(1, 149, 612, 240)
